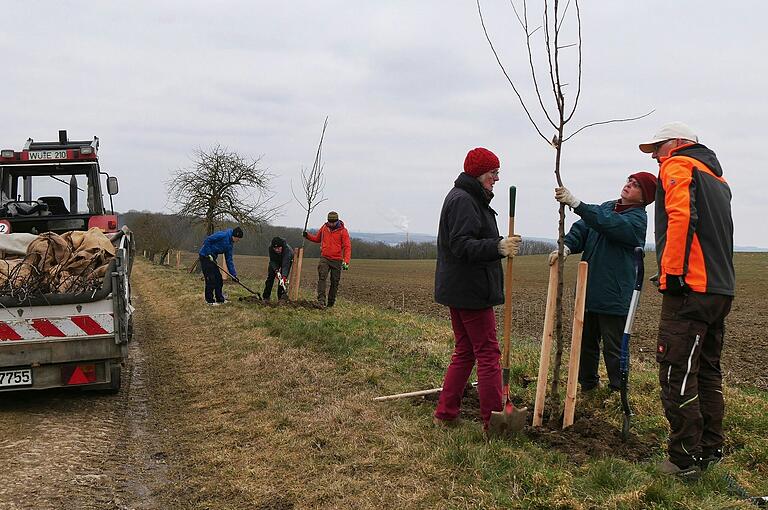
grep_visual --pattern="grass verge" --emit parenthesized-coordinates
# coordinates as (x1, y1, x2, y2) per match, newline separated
(134, 260, 768, 509)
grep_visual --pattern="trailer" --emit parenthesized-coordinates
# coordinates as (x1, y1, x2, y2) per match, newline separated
(0, 130, 133, 392)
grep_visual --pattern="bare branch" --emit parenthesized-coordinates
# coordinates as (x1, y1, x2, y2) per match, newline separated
(564, 0, 583, 123)
(563, 109, 656, 143)
(519, 0, 558, 128)
(543, 1, 560, 112)
(556, 0, 572, 33)
(477, 0, 550, 144)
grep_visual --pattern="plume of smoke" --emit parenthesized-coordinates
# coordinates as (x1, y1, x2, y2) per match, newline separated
(384, 209, 409, 233)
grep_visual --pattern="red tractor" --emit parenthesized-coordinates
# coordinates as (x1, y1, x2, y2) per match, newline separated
(0, 130, 120, 235)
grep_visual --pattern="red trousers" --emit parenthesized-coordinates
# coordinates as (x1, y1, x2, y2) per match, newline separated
(435, 307, 502, 426)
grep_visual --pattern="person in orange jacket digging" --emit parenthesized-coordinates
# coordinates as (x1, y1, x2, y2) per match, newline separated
(303, 211, 352, 307)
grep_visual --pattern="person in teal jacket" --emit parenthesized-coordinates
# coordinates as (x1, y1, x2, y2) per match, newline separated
(550, 172, 657, 391)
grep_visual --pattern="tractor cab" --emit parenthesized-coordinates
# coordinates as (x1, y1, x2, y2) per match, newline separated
(0, 130, 119, 234)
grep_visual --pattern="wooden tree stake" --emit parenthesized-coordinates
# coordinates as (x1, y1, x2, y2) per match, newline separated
(533, 263, 559, 427)
(290, 247, 304, 300)
(563, 261, 588, 429)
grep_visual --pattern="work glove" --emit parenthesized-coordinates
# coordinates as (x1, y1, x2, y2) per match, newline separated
(342, 262, 349, 270)
(547, 245, 571, 266)
(555, 187, 581, 209)
(664, 274, 689, 296)
(302, 231, 309, 238)
(498, 235, 522, 257)
(207, 255, 214, 262)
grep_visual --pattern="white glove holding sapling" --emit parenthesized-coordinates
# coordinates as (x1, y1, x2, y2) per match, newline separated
(547, 245, 571, 266)
(555, 187, 581, 209)
(498, 235, 522, 257)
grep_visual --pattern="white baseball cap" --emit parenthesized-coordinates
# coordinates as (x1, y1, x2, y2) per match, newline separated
(639, 121, 699, 153)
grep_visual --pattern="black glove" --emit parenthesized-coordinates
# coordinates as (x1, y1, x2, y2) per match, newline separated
(664, 274, 688, 296)
(302, 231, 309, 238)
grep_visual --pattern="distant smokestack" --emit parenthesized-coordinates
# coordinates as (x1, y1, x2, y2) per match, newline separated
(59, 130, 67, 144)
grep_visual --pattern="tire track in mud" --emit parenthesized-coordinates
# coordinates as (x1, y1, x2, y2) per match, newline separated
(0, 294, 168, 510)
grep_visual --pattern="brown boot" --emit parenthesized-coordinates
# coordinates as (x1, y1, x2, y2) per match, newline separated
(657, 458, 701, 482)
(432, 416, 461, 428)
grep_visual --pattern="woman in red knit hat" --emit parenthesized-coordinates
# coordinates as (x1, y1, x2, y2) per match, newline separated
(433, 147, 522, 433)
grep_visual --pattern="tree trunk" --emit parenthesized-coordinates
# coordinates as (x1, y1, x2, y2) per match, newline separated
(549, 128, 566, 424)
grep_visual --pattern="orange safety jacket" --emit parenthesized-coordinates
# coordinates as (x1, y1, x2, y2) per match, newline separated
(655, 144, 734, 295)
(306, 220, 352, 264)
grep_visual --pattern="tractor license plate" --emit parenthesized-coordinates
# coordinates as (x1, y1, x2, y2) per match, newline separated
(28, 150, 67, 160)
(0, 369, 32, 387)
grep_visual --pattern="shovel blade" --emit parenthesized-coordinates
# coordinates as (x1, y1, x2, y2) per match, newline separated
(487, 406, 528, 438)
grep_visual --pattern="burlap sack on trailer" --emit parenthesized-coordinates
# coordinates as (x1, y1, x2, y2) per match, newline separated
(62, 227, 116, 273)
(0, 254, 41, 289)
(26, 233, 72, 274)
(19, 227, 116, 293)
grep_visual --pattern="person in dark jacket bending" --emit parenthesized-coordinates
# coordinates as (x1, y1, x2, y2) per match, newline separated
(433, 147, 521, 431)
(263, 236, 294, 301)
(198, 226, 243, 305)
(550, 172, 657, 391)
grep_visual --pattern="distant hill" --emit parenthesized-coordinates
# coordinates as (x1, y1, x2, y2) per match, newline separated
(349, 232, 436, 246)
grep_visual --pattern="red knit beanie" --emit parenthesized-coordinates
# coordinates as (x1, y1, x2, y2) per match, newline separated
(463, 147, 500, 178)
(629, 171, 658, 205)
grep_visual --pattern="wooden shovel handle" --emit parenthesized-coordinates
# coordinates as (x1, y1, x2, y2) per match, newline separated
(502, 186, 516, 369)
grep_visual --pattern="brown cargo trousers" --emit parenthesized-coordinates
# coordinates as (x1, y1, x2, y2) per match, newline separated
(317, 257, 342, 306)
(656, 292, 733, 467)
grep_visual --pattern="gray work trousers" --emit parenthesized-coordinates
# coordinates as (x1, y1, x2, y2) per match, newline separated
(317, 257, 342, 306)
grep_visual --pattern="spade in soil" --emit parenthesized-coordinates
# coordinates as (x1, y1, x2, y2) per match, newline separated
(488, 186, 528, 437)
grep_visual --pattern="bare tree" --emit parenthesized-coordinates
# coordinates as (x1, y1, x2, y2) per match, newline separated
(477, 0, 651, 420)
(289, 118, 329, 300)
(292, 117, 329, 244)
(127, 212, 191, 264)
(168, 145, 277, 236)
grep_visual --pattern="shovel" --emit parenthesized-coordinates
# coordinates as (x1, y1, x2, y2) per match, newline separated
(619, 247, 644, 440)
(212, 259, 262, 299)
(488, 186, 528, 437)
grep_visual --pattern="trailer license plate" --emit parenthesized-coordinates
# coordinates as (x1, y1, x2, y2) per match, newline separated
(0, 369, 32, 387)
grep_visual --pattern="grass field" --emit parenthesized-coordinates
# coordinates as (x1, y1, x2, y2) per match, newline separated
(177, 250, 768, 390)
(136, 253, 768, 509)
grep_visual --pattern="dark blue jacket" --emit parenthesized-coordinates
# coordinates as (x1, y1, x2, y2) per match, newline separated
(434, 173, 504, 309)
(268, 239, 294, 277)
(199, 228, 238, 277)
(564, 201, 647, 316)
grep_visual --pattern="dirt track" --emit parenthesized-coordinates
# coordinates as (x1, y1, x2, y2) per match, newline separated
(0, 295, 169, 510)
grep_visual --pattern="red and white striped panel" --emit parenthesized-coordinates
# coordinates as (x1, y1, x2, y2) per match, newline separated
(0, 314, 114, 341)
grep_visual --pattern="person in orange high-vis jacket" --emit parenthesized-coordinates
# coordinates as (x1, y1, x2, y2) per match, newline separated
(639, 122, 734, 481)
(303, 211, 352, 307)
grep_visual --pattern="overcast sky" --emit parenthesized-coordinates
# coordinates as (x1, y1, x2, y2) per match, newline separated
(1, 1, 765, 247)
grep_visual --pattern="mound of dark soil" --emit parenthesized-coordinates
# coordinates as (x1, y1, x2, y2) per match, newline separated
(422, 385, 658, 464)
(527, 415, 657, 464)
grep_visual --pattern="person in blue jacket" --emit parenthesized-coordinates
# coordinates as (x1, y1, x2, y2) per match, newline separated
(550, 172, 657, 391)
(198, 226, 243, 305)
